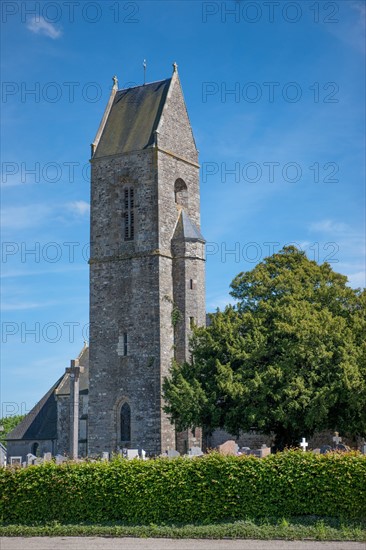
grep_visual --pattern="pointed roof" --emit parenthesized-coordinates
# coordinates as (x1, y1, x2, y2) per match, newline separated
(6, 377, 62, 441)
(6, 344, 90, 442)
(93, 79, 171, 158)
(173, 210, 205, 242)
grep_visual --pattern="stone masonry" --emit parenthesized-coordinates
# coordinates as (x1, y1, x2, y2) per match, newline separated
(87, 66, 206, 456)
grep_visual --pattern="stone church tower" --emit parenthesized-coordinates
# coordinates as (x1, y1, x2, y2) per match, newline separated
(88, 65, 205, 456)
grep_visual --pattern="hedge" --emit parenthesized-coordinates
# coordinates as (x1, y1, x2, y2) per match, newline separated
(1, 451, 365, 524)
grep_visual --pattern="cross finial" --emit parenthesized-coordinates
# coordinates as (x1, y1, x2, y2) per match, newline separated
(173, 62, 178, 73)
(300, 437, 308, 452)
(112, 75, 118, 88)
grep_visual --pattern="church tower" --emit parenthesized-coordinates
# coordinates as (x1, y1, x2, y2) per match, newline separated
(88, 65, 205, 456)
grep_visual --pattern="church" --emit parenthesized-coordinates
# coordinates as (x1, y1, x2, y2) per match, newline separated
(7, 64, 208, 460)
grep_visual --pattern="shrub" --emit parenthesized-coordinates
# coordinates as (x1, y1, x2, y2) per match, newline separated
(0, 451, 365, 524)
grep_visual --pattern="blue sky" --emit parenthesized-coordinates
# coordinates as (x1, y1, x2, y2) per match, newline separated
(1, 0, 365, 414)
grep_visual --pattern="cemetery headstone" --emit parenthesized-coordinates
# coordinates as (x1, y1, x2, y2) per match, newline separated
(43, 452, 52, 462)
(126, 449, 139, 460)
(102, 452, 109, 461)
(55, 454, 67, 464)
(188, 446, 203, 457)
(167, 449, 180, 458)
(258, 445, 271, 458)
(332, 432, 342, 446)
(217, 440, 239, 456)
(335, 443, 349, 452)
(26, 453, 37, 465)
(300, 438, 308, 452)
(141, 449, 147, 460)
(239, 447, 251, 455)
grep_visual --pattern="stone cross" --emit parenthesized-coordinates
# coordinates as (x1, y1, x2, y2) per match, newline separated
(300, 437, 308, 452)
(66, 359, 84, 460)
(332, 432, 342, 446)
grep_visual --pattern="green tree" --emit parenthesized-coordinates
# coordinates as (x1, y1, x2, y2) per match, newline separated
(0, 415, 25, 446)
(163, 247, 366, 448)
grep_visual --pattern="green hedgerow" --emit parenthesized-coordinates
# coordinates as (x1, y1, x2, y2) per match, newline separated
(0, 451, 365, 525)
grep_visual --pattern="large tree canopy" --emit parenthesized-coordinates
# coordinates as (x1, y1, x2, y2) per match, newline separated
(163, 247, 366, 448)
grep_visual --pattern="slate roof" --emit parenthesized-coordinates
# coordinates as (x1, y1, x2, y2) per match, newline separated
(94, 79, 171, 158)
(6, 377, 63, 441)
(172, 210, 205, 242)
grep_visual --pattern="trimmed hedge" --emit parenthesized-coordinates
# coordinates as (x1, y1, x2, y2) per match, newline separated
(1, 451, 365, 524)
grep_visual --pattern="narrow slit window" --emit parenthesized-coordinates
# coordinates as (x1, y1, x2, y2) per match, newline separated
(123, 332, 128, 356)
(124, 188, 135, 241)
(189, 317, 195, 329)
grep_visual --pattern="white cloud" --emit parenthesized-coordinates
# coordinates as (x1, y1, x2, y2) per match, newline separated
(26, 16, 62, 39)
(68, 201, 90, 216)
(308, 220, 350, 234)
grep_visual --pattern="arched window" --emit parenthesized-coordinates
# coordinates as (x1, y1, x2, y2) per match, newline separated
(174, 178, 188, 209)
(120, 403, 131, 442)
(31, 442, 39, 456)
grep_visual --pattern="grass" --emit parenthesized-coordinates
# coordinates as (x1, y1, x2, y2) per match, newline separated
(1, 517, 365, 541)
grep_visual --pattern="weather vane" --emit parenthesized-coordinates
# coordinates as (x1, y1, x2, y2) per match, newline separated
(143, 59, 147, 85)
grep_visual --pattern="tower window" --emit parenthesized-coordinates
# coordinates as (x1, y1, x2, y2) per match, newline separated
(120, 402, 131, 442)
(189, 317, 195, 329)
(124, 187, 135, 241)
(123, 332, 128, 356)
(189, 279, 197, 290)
(174, 178, 188, 209)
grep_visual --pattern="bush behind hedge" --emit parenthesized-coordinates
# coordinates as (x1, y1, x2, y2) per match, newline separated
(1, 451, 365, 524)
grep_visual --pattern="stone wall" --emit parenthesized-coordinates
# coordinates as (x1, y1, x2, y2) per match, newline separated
(88, 74, 205, 456)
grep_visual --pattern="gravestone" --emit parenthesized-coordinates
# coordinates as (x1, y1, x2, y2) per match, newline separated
(26, 453, 37, 465)
(259, 445, 271, 458)
(141, 449, 147, 460)
(217, 440, 238, 456)
(22, 462, 27, 468)
(320, 445, 332, 454)
(126, 449, 139, 460)
(361, 441, 366, 455)
(312, 448, 321, 454)
(300, 438, 308, 452)
(188, 446, 203, 457)
(335, 443, 349, 452)
(34, 458, 43, 465)
(167, 449, 180, 458)
(43, 452, 52, 462)
(55, 454, 67, 464)
(102, 452, 109, 461)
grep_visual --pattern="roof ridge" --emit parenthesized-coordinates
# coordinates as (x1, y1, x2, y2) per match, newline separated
(118, 78, 171, 92)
